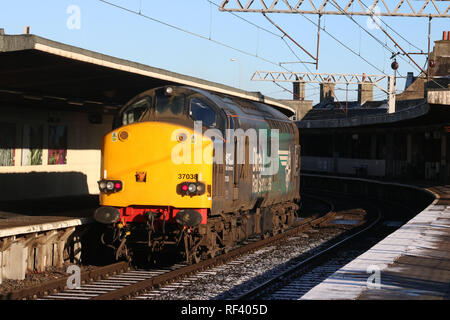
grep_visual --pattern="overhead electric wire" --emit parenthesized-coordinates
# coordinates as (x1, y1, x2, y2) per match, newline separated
(358, 0, 424, 53)
(293, 9, 387, 75)
(98, 0, 295, 73)
(208, 0, 321, 80)
(211, 1, 317, 86)
(329, 0, 416, 74)
(249, 4, 414, 96)
(99, 0, 331, 99)
(207, 0, 317, 78)
(330, 0, 397, 55)
(272, 81, 296, 97)
(267, 89, 289, 95)
(305, 91, 320, 99)
(288, 2, 420, 77)
(280, 37, 314, 73)
(344, 1, 427, 75)
(99, 0, 333, 95)
(206, 0, 280, 38)
(215, 0, 436, 92)
(101, 0, 435, 99)
(208, 1, 317, 75)
(342, 0, 435, 82)
(272, 81, 321, 100)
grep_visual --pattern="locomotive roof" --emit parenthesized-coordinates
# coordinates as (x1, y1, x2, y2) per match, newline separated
(184, 86, 292, 122)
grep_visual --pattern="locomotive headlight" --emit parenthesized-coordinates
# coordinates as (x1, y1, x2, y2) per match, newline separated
(106, 181, 114, 191)
(99, 181, 107, 190)
(98, 180, 123, 193)
(177, 182, 206, 197)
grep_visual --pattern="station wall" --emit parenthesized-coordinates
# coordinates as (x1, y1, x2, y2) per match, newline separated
(301, 156, 386, 176)
(300, 128, 450, 183)
(0, 106, 113, 201)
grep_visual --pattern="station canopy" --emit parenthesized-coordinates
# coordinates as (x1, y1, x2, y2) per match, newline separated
(0, 33, 295, 116)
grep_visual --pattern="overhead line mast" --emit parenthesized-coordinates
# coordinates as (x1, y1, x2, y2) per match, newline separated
(219, 0, 446, 106)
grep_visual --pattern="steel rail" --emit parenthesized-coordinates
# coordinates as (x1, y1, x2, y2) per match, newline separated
(234, 200, 383, 300)
(91, 199, 335, 300)
(4, 195, 333, 300)
(0, 261, 129, 300)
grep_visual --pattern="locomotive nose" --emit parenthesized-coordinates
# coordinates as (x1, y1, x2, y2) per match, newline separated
(94, 206, 121, 224)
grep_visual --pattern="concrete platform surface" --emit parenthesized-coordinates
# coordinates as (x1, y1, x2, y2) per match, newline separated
(0, 209, 93, 238)
(301, 185, 450, 300)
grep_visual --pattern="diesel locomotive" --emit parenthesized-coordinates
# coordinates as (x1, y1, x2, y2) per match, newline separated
(94, 85, 300, 263)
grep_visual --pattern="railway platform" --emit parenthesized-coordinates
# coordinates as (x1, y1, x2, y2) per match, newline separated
(0, 209, 92, 238)
(0, 199, 95, 284)
(301, 184, 450, 300)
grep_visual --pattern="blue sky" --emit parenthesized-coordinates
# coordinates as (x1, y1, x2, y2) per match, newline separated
(1, 0, 448, 103)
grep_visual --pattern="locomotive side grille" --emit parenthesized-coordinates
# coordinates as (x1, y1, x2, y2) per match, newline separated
(213, 162, 224, 196)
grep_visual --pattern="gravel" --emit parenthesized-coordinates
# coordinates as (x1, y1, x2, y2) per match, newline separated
(0, 263, 97, 295)
(135, 225, 354, 300)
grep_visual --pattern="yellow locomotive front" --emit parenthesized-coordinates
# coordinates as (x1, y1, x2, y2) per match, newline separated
(94, 86, 215, 262)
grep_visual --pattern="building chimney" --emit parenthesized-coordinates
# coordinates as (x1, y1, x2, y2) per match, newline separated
(0, 28, 4, 36)
(358, 82, 374, 106)
(23, 26, 31, 34)
(320, 82, 335, 104)
(293, 79, 305, 100)
(443, 31, 448, 41)
(404, 72, 415, 90)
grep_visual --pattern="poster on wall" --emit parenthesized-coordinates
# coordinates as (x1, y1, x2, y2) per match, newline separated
(48, 125, 67, 165)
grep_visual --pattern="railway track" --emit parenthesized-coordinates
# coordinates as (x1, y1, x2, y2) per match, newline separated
(233, 204, 382, 300)
(232, 197, 415, 300)
(3, 192, 376, 300)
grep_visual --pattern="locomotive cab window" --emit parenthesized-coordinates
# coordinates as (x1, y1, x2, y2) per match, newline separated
(190, 98, 217, 128)
(155, 89, 185, 118)
(121, 97, 152, 126)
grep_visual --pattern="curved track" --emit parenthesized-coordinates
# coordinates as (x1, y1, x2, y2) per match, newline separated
(4, 193, 331, 300)
(5, 190, 400, 300)
(236, 197, 415, 300)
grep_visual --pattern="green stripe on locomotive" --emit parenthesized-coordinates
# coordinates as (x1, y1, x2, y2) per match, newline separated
(251, 131, 294, 196)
